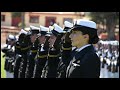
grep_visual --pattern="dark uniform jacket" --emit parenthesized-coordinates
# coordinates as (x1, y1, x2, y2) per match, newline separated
(18, 42, 30, 78)
(57, 42, 72, 78)
(33, 45, 48, 78)
(66, 45, 100, 78)
(14, 41, 22, 78)
(46, 48, 60, 78)
(25, 44, 38, 78)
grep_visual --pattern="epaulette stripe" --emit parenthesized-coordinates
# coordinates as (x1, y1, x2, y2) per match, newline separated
(62, 47, 72, 50)
(48, 54, 60, 57)
(38, 55, 48, 58)
(16, 46, 21, 48)
(21, 46, 30, 50)
(31, 50, 38, 53)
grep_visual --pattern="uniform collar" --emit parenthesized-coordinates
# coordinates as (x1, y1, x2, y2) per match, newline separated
(74, 44, 94, 60)
(76, 44, 91, 52)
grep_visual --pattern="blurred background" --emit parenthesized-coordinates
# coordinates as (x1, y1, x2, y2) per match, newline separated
(1, 12, 119, 78)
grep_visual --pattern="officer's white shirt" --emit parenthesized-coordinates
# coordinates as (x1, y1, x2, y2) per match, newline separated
(97, 50, 102, 57)
(107, 51, 112, 58)
(40, 44, 45, 51)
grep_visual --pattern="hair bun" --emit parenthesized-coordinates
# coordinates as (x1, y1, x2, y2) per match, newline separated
(92, 36, 99, 44)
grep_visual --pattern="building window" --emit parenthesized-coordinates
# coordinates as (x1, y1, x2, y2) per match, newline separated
(1, 15, 5, 21)
(63, 18, 73, 23)
(45, 17, 56, 27)
(29, 16, 39, 23)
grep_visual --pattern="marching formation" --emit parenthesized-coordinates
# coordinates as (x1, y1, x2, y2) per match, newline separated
(96, 40, 119, 74)
(1, 21, 72, 78)
(1, 19, 119, 78)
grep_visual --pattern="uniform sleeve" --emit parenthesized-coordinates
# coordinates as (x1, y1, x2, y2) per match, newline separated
(1, 47, 8, 54)
(81, 53, 100, 78)
(38, 51, 48, 59)
(20, 43, 30, 54)
(15, 42, 21, 54)
(61, 42, 72, 67)
(48, 49, 60, 66)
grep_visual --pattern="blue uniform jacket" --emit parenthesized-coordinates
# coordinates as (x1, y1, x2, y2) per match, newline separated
(66, 45, 100, 78)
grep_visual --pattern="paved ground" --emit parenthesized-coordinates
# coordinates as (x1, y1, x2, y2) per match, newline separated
(100, 64, 119, 78)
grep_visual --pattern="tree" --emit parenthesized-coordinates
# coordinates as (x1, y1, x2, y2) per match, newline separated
(21, 12, 25, 29)
(90, 12, 119, 40)
(12, 12, 22, 17)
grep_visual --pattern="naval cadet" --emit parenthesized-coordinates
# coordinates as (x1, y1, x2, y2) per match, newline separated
(25, 25, 40, 78)
(66, 19, 100, 78)
(57, 21, 73, 78)
(2, 34, 16, 78)
(14, 29, 28, 78)
(44, 23, 65, 78)
(33, 25, 50, 78)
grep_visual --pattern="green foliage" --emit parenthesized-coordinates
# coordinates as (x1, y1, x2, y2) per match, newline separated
(89, 12, 119, 40)
(90, 12, 119, 24)
(1, 52, 6, 78)
(12, 12, 22, 17)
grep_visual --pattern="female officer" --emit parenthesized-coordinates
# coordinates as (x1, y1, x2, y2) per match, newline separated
(66, 19, 100, 78)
